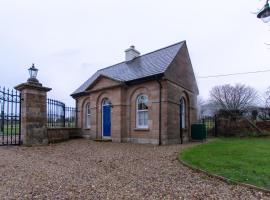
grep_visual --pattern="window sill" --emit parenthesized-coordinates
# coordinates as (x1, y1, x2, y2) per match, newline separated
(134, 128, 150, 131)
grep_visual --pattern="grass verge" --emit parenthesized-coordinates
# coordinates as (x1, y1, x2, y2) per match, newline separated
(179, 137, 270, 189)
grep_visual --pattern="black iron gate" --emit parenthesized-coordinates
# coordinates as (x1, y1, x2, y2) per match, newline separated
(200, 115, 218, 137)
(47, 98, 77, 128)
(0, 87, 21, 146)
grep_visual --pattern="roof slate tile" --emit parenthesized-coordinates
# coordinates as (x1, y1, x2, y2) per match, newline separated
(72, 41, 184, 96)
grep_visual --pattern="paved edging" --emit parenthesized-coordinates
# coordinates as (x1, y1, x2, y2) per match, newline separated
(178, 158, 270, 194)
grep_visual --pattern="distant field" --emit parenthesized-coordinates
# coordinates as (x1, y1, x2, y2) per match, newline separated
(0, 124, 20, 135)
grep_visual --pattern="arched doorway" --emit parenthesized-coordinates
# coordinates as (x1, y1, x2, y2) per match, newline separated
(102, 98, 112, 138)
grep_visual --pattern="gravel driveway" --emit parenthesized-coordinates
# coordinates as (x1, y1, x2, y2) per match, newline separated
(0, 139, 269, 199)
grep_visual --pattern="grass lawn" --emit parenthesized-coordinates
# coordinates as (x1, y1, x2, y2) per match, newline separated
(179, 138, 270, 189)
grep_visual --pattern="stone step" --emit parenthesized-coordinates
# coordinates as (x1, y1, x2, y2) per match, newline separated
(94, 139, 112, 142)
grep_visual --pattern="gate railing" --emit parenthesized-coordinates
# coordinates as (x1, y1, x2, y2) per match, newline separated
(0, 87, 21, 145)
(199, 115, 218, 137)
(47, 98, 76, 128)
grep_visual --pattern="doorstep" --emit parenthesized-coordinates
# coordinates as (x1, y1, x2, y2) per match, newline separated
(94, 139, 112, 142)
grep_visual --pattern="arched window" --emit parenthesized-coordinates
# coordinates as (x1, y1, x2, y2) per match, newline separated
(136, 95, 149, 128)
(180, 98, 186, 129)
(85, 103, 91, 128)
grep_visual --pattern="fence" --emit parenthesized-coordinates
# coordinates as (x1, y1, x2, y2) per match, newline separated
(0, 87, 21, 145)
(47, 98, 76, 128)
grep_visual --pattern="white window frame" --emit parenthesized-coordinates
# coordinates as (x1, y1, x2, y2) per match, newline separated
(136, 94, 149, 129)
(85, 103, 91, 129)
(180, 98, 186, 129)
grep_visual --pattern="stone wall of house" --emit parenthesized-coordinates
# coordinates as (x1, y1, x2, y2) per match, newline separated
(166, 80, 198, 144)
(164, 42, 199, 95)
(122, 80, 168, 145)
(162, 41, 199, 144)
(75, 75, 198, 145)
(76, 77, 123, 142)
(76, 78, 167, 144)
(47, 128, 82, 143)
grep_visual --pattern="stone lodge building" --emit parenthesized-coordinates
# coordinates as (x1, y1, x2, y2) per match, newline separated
(71, 41, 199, 145)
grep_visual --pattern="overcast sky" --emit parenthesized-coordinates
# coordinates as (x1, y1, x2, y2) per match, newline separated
(0, 0, 269, 106)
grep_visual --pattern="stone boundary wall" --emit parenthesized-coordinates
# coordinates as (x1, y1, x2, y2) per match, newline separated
(47, 128, 82, 143)
(256, 120, 270, 132)
(217, 117, 258, 136)
(217, 117, 270, 136)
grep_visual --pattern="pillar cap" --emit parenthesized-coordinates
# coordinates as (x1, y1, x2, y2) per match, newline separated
(14, 82, 52, 92)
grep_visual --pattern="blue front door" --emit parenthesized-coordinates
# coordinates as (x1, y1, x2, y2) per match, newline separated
(102, 105, 111, 137)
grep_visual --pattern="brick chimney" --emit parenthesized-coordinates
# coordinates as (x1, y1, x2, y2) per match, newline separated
(125, 45, 140, 62)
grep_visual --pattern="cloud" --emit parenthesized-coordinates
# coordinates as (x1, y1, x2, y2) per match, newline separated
(51, 49, 82, 57)
(80, 62, 94, 70)
(0, 0, 269, 107)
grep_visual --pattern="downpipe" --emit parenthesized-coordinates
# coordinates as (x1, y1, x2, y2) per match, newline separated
(156, 79, 162, 146)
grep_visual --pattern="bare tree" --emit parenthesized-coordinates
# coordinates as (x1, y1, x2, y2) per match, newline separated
(209, 84, 258, 111)
(258, 87, 270, 120)
(266, 87, 270, 108)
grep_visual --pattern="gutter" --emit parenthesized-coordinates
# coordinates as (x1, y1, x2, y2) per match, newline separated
(179, 98, 183, 144)
(125, 73, 164, 85)
(70, 91, 87, 99)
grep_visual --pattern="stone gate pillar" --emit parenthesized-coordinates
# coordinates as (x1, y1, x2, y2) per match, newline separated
(15, 65, 51, 146)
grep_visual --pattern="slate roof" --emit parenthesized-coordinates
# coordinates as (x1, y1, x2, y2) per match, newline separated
(72, 41, 185, 96)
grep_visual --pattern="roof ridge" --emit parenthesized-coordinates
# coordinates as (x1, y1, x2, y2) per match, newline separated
(97, 40, 185, 72)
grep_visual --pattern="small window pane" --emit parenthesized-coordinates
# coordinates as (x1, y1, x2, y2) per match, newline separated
(138, 96, 148, 110)
(85, 103, 91, 128)
(139, 102, 148, 110)
(138, 113, 143, 126)
(137, 111, 148, 127)
(87, 105, 91, 115)
(180, 99, 185, 129)
(136, 95, 149, 128)
(144, 112, 148, 126)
